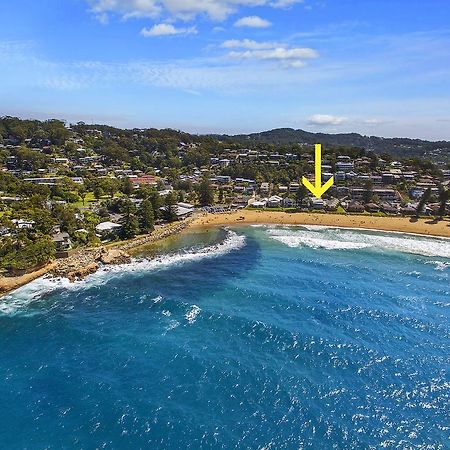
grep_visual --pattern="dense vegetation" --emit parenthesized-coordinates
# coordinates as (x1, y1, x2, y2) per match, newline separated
(1, 116, 449, 274)
(216, 128, 450, 161)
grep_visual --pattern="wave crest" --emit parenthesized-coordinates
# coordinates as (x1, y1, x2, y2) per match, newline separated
(266, 226, 450, 258)
(0, 230, 246, 315)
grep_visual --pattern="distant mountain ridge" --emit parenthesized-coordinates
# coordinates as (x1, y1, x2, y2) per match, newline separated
(215, 128, 450, 161)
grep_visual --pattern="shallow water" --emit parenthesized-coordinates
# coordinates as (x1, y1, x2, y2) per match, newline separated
(1, 226, 449, 449)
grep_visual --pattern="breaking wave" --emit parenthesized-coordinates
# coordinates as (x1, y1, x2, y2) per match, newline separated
(185, 305, 201, 324)
(266, 226, 450, 258)
(0, 230, 246, 315)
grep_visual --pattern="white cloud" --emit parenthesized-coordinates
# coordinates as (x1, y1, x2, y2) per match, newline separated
(308, 114, 348, 126)
(270, 0, 303, 9)
(140, 23, 197, 37)
(221, 39, 280, 50)
(227, 44, 318, 68)
(234, 15, 272, 28)
(87, 0, 273, 22)
(89, 0, 161, 19)
(362, 118, 385, 125)
(95, 12, 110, 24)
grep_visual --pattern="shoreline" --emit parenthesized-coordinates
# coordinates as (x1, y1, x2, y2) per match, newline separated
(0, 218, 195, 298)
(1, 211, 449, 299)
(189, 210, 450, 238)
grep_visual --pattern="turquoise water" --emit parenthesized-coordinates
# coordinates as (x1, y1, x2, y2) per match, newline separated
(1, 225, 449, 449)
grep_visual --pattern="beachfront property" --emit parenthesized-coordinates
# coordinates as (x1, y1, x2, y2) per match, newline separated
(95, 221, 122, 240)
(1, 116, 449, 279)
(159, 202, 196, 220)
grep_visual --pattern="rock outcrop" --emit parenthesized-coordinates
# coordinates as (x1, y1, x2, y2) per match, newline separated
(99, 249, 131, 265)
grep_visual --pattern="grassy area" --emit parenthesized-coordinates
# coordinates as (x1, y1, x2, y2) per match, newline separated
(72, 192, 97, 208)
(72, 191, 126, 208)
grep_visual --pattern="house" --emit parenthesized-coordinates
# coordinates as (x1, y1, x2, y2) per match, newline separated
(0, 226, 11, 237)
(347, 201, 365, 213)
(322, 172, 334, 182)
(400, 205, 416, 216)
(52, 232, 72, 253)
(335, 161, 354, 172)
(282, 197, 297, 208)
(251, 200, 267, 208)
(159, 203, 195, 220)
(371, 175, 382, 185)
(12, 219, 35, 229)
(24, 177, 63, 185)
(311, 198, 325, 210)
(365, 203, 380, 213)
(335, 172, 346, 182)
(132, 175, 157, 188)
(267, 195, 283, 208)
(382, 173, 395, 184)
(325, 198, 339, 211)
(381, 203, 399, 215)
(260, 182, 270, 194)
(216, 175, 231, 184)
(53, 157, 69, 165)
(177, 202, 195, 211)
(95, 221, 122, 239)
(351, 188, 398, 203)
(174, 204, 195, 219)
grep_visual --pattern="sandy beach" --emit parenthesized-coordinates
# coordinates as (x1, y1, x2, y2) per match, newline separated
(190, 210, 450, 238)
(1, 211, 449, 298)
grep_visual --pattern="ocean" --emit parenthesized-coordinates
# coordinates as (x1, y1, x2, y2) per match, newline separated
(1, 225, 449, 449)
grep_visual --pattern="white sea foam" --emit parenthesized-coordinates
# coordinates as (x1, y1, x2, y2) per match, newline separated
(185, 305, 201, 324)
(0, 230, 246, 315)
(266, 226, 450, 258)
(104, 229, 246, 276)
(271, 233, 371, 250)
(300, 224, 337, 231)
(425, 261, 450, 271)
(0, 276, 74, 315)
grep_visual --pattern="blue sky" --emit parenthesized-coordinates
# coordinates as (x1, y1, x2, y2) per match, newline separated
(0, 0, 449, 139)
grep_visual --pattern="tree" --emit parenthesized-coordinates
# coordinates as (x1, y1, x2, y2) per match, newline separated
(122, 177, 134, 196)
(363, 179, 374, 204)
(162, 192, 178, 222)
(101, 178, 119, 199)
(121, 200, 139, 239)
(78, 185, 87, 206)
(138, 199, 155, 233)
(436, 186, 449, 219)
(148, 190, 162, 219)
(416, 187, 432, 217)
(93, 185, 104, 200)
(218, 188, 224, 204)
(58, 207, 78, 234)
(296, 183, 308, 204)
(0, 235, 55, 273)
(197, 177, 214, 206)
(32, 209, 54, 234)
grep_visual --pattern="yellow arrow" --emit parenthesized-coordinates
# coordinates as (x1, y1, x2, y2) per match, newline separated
(302, 144, 334, 199)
